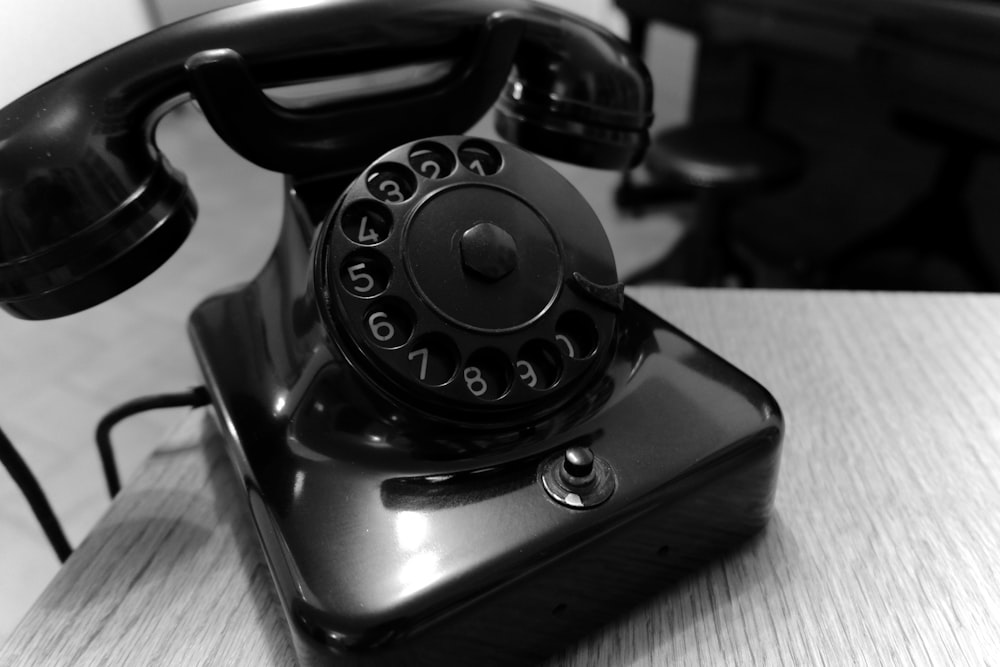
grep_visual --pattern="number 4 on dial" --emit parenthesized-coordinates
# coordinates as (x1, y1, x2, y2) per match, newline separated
(356, 215, 380, 244)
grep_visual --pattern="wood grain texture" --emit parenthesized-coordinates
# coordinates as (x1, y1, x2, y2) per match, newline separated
(2, 288, 999, 666)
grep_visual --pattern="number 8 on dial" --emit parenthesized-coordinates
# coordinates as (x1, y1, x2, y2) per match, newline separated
(461, 349, 512, 400)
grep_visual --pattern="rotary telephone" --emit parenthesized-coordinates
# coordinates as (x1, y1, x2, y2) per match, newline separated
(0, 1, 782, 665)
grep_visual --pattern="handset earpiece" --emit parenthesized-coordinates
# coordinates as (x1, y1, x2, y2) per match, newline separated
(494, 8, 654, 169)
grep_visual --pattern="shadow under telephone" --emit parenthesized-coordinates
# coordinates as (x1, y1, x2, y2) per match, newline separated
(0, 1, 782, 665)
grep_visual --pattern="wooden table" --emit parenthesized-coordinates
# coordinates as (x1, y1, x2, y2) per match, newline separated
(2, 288, 998, 665)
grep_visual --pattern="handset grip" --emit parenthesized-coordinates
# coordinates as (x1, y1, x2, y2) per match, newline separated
(184, 13, 524, 175)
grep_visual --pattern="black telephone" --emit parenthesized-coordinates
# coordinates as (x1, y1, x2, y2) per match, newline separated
(0, 1, 782, 665)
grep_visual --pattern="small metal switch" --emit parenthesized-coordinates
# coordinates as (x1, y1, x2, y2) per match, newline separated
(541, 446, 615, 509)
(561, 446, 596, 485)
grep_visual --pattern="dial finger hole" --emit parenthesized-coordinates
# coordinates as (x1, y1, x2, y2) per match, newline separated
(462, 348, 513, 401)
(458, 140, 502, 176)
(341, 200, 392, 246)
(366, 163, 416, 203)
(409, 142, 456, 180)
(516, 340, 562, 390)
(340, 252, 391, 298)
(555, 311, 599, 360)
(405, 334, 459, 387)
(363, 298, 414, 349)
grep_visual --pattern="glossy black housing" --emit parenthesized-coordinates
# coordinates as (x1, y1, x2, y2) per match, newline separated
(189, 179, 782, 666)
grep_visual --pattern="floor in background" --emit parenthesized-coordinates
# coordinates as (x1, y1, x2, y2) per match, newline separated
(0, 110, 687, 639)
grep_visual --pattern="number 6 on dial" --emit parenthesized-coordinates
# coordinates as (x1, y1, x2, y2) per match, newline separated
(367, 311, 395, 342)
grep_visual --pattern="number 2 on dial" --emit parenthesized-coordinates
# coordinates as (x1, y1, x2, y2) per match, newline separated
(347, 263, 374, 293)
(419, 161, 440, 179)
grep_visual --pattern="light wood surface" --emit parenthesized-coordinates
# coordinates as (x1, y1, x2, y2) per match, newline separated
(2, 288, 999, 666)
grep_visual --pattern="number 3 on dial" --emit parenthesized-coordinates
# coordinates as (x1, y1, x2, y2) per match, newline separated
(379, 180, 405, 203)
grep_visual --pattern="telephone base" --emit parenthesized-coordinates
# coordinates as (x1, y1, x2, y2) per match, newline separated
(188, 184, 782, 666)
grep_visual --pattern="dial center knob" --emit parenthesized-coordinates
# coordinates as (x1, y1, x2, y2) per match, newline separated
(460, 222, 518, 281)
(404, 185, 562, 332)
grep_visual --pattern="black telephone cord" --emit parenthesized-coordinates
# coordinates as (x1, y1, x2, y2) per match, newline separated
(0, 424, 72, 563)
(0, 386, 212, 563)
(96, 387, 211, 498)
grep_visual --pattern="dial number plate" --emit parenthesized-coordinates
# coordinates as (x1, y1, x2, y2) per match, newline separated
(323, 136, 618, 417)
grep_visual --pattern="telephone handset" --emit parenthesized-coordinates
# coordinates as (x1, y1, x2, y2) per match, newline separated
(0, 0, 649, 320)
(0, 1, 783, 665)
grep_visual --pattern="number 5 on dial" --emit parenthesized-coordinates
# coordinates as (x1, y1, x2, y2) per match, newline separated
(340, 252, 389, 297)
(347, 263, 374, 293)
